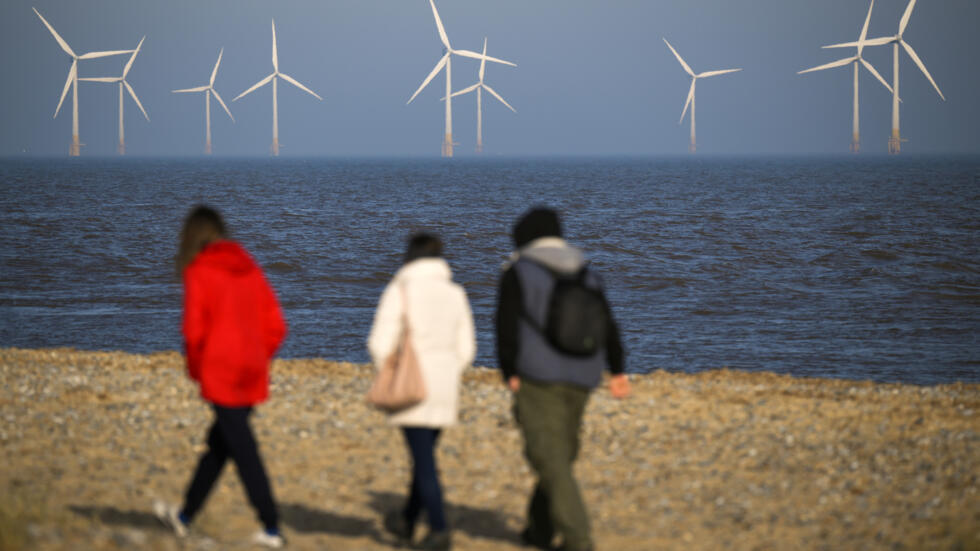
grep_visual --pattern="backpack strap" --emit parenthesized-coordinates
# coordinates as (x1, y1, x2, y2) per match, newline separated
(516, 257, 591, 335)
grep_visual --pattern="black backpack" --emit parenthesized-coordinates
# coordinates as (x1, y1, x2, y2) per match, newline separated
(524, 263, 609, 357)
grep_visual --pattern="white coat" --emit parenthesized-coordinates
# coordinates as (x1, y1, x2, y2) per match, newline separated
(367, 257, 476, 427)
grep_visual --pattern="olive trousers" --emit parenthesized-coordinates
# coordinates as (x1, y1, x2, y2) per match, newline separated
(514, 379, 592, 551)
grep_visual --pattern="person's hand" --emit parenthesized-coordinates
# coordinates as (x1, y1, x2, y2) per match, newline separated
(508, 375, 521, 393)
(609, 374, 631, 399)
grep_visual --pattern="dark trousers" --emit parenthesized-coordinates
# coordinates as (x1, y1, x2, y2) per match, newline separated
(180, 405, 279, 531)
(515, 379, 592, 551)
(401, 427, 446, 532)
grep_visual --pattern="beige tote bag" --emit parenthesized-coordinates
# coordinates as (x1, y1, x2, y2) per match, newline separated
(367, 283, 426, 412)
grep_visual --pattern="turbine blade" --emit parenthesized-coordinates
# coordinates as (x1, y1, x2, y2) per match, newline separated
(858, 0, 875, 56)
(479, 37, 487, 82)
(79, 77, 121, 82)
(234, 73, 274, 101)
(680, 79, 695, 124)
(172, 85, 209, 93)
(447, 83, 480, 99)
(901, 40, 944, 100)
(271, 19, 278, 72)
(79, 50, 134, 59)
(663, 38, 695, 77)
(124, 80, 149, 121)
(483, 84, 516, 112)
(210, 48, 223, 86)
(823, 36, 893, 49)
(697, 68, 742, 78)
(122, 36, 144, 78)
(429, 0, 451, 49)
(797, 57, 855, 74)
(455, 49, 515, 67)
(899, 0, 917, 36)
(860, 58, 893, 94)
(279, 72, 322, 100)
(54, 61, 75, 118)
(33, 8, 75, 58)
(211, 89, 235, 122)
(407, 53, 448, 104)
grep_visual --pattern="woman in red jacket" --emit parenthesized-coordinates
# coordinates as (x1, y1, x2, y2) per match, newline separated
(155, 206, 287, 549)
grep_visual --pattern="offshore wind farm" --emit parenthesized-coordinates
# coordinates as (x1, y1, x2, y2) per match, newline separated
(8, 1, 976, 157)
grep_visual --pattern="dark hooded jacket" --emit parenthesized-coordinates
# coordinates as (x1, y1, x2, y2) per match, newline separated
(495, 209, 623, 387)
(182, 240, 286, 407)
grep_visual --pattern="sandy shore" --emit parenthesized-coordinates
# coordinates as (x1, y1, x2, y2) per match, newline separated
(0, 348, 977, 550)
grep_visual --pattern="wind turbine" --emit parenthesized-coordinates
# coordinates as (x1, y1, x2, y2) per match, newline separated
(663, 38, 741, 153)
(172, 48, 235, 155)
(234, 19, 322, 156)
(79, 37, 149, 155)
(446, 37, 516, 154)
(33, 7, 133, 156)
(824, 0, 944, 154)
(407, 0, 516, 157)
(798, 0, 893, 153)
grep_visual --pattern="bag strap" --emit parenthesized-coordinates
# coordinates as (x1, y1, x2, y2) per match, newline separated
(399, 281, 411, 337)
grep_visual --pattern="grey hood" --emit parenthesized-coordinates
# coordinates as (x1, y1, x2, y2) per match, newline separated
(506, 236, 586, 275)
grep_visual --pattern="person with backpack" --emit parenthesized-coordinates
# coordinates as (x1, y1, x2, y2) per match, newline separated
(369, 233, 476, 551)
(155, 206, 287, 548)
(495, 207, 630, 551)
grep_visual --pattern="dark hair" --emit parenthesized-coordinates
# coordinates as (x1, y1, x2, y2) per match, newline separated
(404, 233, 443, 264)
(513, 207, 562, 248)
(176, 205, 227, 275)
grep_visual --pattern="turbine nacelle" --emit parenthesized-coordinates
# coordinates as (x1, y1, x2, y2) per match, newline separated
(79, 36, 150, 122)
(172, 48, 236, 123)
(821, 0, 943, 101)
(234, 20, 322, 103)
(407, 0, 515, 105)
(663, 38, 741, 124)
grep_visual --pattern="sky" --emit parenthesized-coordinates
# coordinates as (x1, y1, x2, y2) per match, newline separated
(2, 0, 979, 157)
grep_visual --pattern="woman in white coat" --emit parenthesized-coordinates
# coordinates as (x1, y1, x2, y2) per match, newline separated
(368, 234, 476, 551)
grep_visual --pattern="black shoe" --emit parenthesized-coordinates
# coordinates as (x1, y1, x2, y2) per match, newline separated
(413, 530, 451, 550)
(383, 511, 414, 544)
(520, 528, 555, 549)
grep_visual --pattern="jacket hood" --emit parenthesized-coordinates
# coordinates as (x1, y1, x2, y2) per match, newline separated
(393, 257, 453, 283)
(510, 236, 586, 274)
(192, 240, 259, 276)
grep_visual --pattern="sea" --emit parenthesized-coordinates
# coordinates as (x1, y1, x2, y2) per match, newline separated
(1, 156, 977, 385)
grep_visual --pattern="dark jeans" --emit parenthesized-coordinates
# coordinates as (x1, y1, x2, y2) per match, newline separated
(180, 405, 278, 531)
(401, 427, 446, 532)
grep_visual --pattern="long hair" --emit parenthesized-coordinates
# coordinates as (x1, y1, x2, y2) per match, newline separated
(404, 233, 443, 264)
(176, 206, 227, 276)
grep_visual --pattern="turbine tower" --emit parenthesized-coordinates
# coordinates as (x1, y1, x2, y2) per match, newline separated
(798, 0, 892, 153)
(663, 38, 741, 153)
(234, 20, 322, 156)
(173, 48, 235, 155)
(447, 38, 516, 154)
(407, 0, 515, 157)
(33, 7, 133, 156)
(824, 0, 944, 154)
(79, 37, 149, 155)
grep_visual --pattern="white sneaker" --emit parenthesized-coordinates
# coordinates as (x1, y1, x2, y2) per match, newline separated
(152, 500, 188, 538)
(252, 530, 286, 548)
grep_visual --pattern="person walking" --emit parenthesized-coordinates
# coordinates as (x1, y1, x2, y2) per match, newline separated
(368, 233, 476, 551)
(495, 207, 631, 551)
(155, 205, 288, 548)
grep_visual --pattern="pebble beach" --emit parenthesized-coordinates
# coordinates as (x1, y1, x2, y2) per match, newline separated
(0, 347, 977, 550)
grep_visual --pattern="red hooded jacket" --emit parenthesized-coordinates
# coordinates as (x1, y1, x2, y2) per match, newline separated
(182, 240, 286, 407)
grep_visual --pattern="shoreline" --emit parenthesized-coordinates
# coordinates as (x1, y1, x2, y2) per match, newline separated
(1, 347, 978, 550)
